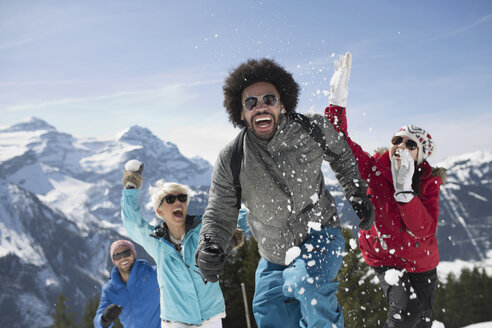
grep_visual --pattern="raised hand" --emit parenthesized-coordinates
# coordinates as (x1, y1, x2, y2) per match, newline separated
(328, 52, 352, 107)
(122, 159, 144, 189)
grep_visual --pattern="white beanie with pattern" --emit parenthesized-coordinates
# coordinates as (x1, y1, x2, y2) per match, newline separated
(394, 124, 435, 165)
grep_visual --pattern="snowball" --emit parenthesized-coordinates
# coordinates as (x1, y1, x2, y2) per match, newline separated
(285, 247, 301, 265)
(310, 193, 319, 204)
(311, 298, 317, 305)
(307, 221, 322, 232)
(124, 159, 142, 171)
(431, 320, 445, 328)
(384, 269, 403, 286)
(307, 260, 316, 267)
(298, 287, 305, 295)
(349, 238, 358, 250)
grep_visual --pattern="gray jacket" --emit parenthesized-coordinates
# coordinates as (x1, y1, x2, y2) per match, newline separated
(200, 113, 366, 265)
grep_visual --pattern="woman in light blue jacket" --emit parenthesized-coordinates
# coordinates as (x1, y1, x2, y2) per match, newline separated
(121, 160, 247, 328)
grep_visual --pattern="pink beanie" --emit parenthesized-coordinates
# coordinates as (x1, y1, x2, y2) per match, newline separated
(110, 240, 137, 264)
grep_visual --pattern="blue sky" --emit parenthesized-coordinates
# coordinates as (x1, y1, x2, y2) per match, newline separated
(1, 0, 491, 165)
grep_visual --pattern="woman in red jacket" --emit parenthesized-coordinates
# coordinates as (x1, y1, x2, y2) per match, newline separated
(325, 53, 446, 328)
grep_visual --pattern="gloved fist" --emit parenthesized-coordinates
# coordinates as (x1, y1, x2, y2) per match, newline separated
(328, 52, 352, 107)
(391, 149, 415, 203)
(349, 194, 375, 230)
(195, 241, 225, 283)
(122, 159, 144, 189)
(101, 304, 122, 327)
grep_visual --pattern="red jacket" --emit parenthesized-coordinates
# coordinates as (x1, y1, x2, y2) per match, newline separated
(325, 105, 443, 272)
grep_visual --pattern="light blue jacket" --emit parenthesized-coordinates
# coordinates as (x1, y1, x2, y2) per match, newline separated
(121, 189, 248, 325)
(94, 259, 160, 328)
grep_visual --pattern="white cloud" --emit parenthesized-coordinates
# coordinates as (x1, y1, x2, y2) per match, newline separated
(5, 78, 222, 112)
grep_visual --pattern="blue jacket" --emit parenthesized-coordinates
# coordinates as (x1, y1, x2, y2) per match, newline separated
(121, 189, 248, 325)
(94, 259, 160, 328)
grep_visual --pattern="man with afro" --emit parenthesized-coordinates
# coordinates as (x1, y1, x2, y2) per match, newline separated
(196, 58, 375, 328)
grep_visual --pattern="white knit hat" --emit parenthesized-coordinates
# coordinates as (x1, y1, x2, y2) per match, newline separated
(394, 124, 434, 165)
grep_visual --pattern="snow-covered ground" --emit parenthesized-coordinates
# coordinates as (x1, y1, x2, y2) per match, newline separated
(431, 321, 492, 328)
(437, 250, 492, 281)
(462, 322, 492, 328)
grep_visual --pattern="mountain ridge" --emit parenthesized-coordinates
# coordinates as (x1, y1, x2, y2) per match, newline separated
(0, 117, 490, 327)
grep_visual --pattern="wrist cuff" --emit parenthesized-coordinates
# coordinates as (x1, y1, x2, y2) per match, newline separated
(394, 191, 414, 203)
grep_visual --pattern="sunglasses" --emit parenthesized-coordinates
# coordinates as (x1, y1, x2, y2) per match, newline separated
(243, 94, 279, 111)
(159, 194, 188, 207)
(113, 249, 132, 261)
(391, 136, 418, 151)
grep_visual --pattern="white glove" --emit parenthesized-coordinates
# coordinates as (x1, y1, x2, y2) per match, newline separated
(328, 52, 352, 107)
(391, 149, 415, 203)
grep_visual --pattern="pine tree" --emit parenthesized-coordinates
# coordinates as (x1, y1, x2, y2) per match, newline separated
(80, 296, 99, 328)
(50, 293, 76, 328)
(336, 228, 387, 327)
(86, 295, 123, 328)
(434, 267, 492, 328)
(221, 237, 260, 328)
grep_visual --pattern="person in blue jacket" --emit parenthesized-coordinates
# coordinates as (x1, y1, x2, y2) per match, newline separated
(94, 239, 160, 328)
(121, 159, 248, 328)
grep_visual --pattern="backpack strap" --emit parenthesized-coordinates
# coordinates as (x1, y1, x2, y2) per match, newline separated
(230, 128, 247, 209)
(288, 112, 338, 158)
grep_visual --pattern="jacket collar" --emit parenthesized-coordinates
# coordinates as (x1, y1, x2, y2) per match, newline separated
(149, 215, 200, 240)
(111, 259, 142, 286)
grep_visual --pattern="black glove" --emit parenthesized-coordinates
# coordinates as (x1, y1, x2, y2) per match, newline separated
(349, 195, 375, 230)
(195, 241, 225, 283)
(101, 304, 122, 328)
(122, 160, 144, 189)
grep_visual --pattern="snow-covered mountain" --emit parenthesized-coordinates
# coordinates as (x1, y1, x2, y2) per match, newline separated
(435, 151, 492, 261)
(0, 117, 490, 327)
(0, 117, 213, 327)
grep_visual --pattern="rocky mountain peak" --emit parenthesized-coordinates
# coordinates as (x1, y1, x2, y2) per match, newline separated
(2, 117, 56, 133)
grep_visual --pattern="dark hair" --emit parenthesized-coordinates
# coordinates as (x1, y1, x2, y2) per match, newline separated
(412, 162, 424, 198)
(223, 58, 300, 128)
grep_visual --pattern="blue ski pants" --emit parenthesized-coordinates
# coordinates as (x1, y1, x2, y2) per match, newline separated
(252, 226, 345, 328)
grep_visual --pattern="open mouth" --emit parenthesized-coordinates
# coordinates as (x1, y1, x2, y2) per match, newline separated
(253, 114, 273, 131)
(172, 208, 184, 218)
